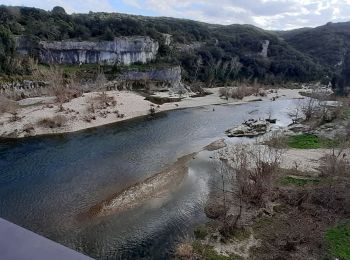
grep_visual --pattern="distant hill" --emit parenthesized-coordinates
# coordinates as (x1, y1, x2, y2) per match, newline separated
(0, 5, 336, 87)
(279, 22, 350, 93)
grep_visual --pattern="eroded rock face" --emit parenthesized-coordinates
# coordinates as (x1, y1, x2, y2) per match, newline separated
(119, 66, 182, 86)
(17, 36, 159, 65)
(0, 81, 49, 99)
(260, 40, 270, 58)
(104, 66, 184, 91)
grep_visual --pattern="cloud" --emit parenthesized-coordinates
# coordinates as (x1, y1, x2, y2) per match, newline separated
(0, 0, 113, 13)
(1, 0, 350, 29)
(124, 0, 350, 29)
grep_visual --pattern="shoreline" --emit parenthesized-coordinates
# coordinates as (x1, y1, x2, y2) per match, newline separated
(0, 88, 304, 139)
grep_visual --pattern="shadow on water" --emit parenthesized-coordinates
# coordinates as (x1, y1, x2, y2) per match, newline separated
(0, 100, 298, 259)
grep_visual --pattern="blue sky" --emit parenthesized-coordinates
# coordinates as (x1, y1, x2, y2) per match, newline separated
(1, 0, 350, 30)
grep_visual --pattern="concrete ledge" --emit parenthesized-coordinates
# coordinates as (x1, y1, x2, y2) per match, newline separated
(0, 218, 92, 260)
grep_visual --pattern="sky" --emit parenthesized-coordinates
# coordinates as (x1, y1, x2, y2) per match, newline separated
(1, 0, 350, 30)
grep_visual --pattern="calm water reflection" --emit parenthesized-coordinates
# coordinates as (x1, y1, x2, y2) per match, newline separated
(0, 100, 297, 259)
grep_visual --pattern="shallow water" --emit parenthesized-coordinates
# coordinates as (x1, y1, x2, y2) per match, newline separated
(0, 100, 298, 259)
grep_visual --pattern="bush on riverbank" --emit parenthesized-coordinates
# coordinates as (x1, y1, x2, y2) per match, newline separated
(37, 115, 67, 128)
(219, 85, 266, 100)
(287, 134, 337, 149)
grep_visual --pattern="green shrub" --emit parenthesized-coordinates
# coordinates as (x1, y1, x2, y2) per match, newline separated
(194, 225, 209, 240)
(192, 242, 231, 260)
(280, 176, 320, 187)
(325, 222, 350, 260)
(287, 134, 337, 149)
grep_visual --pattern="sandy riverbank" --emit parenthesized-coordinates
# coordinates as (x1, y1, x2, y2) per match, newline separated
(0, 88, 303, 138)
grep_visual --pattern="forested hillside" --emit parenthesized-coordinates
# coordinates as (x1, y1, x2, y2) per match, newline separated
(280, 22, 350, 94)
(0, 5, 335, 86)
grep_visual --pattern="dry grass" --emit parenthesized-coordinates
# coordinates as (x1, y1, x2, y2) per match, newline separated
(210, 144, 284, 237)
(320, 146, 350, 177)
(83, 114, 96, 123)
(230, 86, 262, 99)
(37, 115, 67, 128)
(264, 131, 288, 149)
(23, 123, 35, 133)
(219, 85, 265, 100)
(228, 144, 282, 206)
(87, 92, 117, 112)
(0, 96, 18, 115)
(40, 66, 83, 103)
(175, 243, 195, 259)
(52, 85, 83, 104)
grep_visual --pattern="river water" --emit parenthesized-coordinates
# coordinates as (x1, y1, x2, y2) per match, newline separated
(0, 100, 297, 259)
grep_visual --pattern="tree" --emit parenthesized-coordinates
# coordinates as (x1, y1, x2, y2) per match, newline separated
(52, 6, 66, 16)
(103, 27, 114, 41)
(212, 144, 283, 237)
(0, 25, 15, 73)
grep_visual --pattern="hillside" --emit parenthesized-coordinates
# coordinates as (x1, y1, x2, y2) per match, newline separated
(279, 22, 350, 94)
(0, 5, 327, 86)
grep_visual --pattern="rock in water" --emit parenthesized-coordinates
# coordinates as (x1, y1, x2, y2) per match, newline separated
(225, 119, 270, 137)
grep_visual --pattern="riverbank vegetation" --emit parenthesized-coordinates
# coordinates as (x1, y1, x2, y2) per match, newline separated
(176, 94, 350, 259)
(325, 222, 350, 259)
(287, 134, 337, 149)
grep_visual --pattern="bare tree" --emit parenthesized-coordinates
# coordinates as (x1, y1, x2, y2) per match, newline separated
(230, 56, 243, 81)
(211, 143, 284, 236)
(95, 70, 107, 91)
(289, 100, 303, 124)
(224, 144, 282, 207)
(321, 137, 350, 177)
(193, 56, 203, 81)
(301, 98, 318, 121)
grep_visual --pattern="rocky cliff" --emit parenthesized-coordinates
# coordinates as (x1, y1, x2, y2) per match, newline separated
(107, 66, 185, 92)
(17, 36, 159, 66)
(119, 66, 182, 85)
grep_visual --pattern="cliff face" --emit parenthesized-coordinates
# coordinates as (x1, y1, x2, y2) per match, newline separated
(119, 66, 182, 85)
(17, 36, 159, 65)
(107, 66, 185, 92)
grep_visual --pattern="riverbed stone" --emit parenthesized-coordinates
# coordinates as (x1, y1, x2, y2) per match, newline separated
(225, 119, 270, 138)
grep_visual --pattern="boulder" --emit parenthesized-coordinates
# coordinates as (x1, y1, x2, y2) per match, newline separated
(226, 119, 270, 137)
(288, 124, 310, 133)
(266, 118, 277, 124)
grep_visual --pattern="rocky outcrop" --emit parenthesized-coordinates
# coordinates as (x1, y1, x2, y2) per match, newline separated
(17, 36, 159, 66)
(162, 34, 172, 46)
(0, 80, 49, 99)
(106, 66, 184, 91)
(260, 40, 270, 58)
(0, 66, 184, 99)
(119, 66, 181, 85)
(226, 119, 270, 137)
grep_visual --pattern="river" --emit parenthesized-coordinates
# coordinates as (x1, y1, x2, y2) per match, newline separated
(0, 99, 297, 259)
